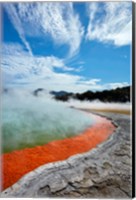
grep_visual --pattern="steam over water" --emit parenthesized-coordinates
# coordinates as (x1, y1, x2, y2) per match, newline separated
(2, 90, 94, 153)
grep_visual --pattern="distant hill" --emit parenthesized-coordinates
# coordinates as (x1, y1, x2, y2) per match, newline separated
(51, 86, 130, 102)
(50, 91, 74, 101)
(50, 91, 73, 97)
(3, 86, 131, 103)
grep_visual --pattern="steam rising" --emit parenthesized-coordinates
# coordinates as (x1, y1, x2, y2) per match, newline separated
(2, 90, 94, 153)
(66, 99, 131, 111)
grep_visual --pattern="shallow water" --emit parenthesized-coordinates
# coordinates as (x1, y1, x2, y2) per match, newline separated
(2, 92, 94, 153)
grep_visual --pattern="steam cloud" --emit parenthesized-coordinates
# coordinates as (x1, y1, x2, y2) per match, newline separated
(2, 89, 94, 153)
(65, 99, 131, 111)
(2, 89, 131, 153)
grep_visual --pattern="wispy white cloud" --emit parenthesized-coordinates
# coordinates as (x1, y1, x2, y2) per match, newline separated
(86, 2, 132, 46)
(4, 2, 84, 57)
(2, 1, 131, 93)
(2, 43, 129, 92)
(1, 43, 84, 87)
(81, 79, 101, 86)
(2, 43, 81, 74)
(4, 4, 33, 56)
(105, 82, 129, 90)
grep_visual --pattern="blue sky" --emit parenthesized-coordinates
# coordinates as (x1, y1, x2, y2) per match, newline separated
(1, 2, 132, 92)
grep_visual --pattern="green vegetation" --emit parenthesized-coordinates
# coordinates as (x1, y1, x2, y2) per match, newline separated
(52, 86, 130, 103)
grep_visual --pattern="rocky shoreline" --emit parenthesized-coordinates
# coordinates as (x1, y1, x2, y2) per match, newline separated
(1, 112, 132, 198)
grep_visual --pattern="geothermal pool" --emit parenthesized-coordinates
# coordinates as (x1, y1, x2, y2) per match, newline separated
(2, 92, 94, 153)
(1, 91, 115, 190)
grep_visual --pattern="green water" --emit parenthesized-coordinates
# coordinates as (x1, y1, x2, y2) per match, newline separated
(2, 95, 94, 153)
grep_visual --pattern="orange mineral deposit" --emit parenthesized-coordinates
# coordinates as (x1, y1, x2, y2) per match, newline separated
(2, 114, 115, 190)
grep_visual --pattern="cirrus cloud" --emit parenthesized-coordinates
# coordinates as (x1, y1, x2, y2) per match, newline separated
(86, 2, 132, 46)
(1, 43, 129, 92)
(4, 2, 84, 57)
(2, 2, 131, 92)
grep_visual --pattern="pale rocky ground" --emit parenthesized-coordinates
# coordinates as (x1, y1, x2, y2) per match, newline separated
(1, 112, 132, 198)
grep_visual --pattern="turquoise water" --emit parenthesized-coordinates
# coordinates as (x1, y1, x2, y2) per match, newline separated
(2, 92, 94, 153)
